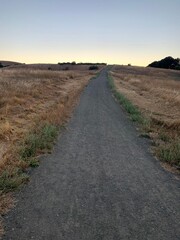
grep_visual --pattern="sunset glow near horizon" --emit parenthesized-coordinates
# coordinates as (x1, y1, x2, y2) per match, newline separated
(1, 0, 180, 66)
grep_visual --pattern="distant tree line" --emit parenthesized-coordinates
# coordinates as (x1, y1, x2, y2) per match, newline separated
(0, 62, 4, 68)
(58, 61, 106, 66)
(148, 56, 180, 70)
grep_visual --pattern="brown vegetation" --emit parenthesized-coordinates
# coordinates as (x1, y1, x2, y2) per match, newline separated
(111, 65, 180, 169)
(0, 67, 97, 235)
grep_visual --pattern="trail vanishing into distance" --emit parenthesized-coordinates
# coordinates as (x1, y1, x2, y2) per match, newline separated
(3, 68, 180, 240)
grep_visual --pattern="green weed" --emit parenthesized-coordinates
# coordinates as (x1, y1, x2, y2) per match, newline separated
(28, 158, 40, 168)
(159, 132, 171, 142)
(108, 73, 143, 124)
(20, 124, 58, 161)
(0, 124, 59, 192)
(0, 169, 29, 193)
(158, 139, 180, 166)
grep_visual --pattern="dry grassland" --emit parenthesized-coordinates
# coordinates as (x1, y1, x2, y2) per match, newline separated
(111, 65, 180, 169)
(0, 67, 96, 235)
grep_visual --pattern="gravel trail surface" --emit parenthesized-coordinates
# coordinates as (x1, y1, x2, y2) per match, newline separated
(3, 68, 180, 240)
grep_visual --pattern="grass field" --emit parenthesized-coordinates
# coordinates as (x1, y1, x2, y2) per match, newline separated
(0, 66, 99, 234)
(110, 65, 180, 169)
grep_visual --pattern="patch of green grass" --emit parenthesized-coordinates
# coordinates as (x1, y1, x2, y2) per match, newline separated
(108, 73, 143, 124)
(20, 124, 59, 161)
(157, 139, 180, 166)
(28, 158, 40, 168)
(159, 132, 171, 142)
(141, 118, 152, 132)
(0, 124, 59, 193)
(0, 169, 29, 193)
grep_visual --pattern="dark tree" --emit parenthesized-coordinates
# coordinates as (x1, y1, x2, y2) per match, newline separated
(148, 56, 180, 70)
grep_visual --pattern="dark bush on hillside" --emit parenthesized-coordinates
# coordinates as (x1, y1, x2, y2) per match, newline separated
(175, 65, 180, 70)
(89, 65, 99, 70)
(0, 63, 3, 68)
(148, 56, 180, 70)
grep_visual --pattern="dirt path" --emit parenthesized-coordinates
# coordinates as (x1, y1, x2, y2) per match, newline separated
(3, 68, 180, 240)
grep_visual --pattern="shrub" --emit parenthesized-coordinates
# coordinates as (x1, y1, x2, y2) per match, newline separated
(157, 140, 180, 166)
(89, 65, 99, 70)
(20, 124, 58, 160)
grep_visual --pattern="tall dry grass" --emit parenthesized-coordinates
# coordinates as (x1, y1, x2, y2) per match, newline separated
(111, 66, 180, 125)
(0, 68, 94, 171)
(0, 68, 96, 235)
(111, 65, 180, 168)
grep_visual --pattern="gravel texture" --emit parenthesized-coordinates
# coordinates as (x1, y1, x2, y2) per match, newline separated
(3, 68, 180, 240)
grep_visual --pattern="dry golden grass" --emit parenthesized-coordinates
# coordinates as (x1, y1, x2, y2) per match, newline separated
(111, 65, 180, 169)
(0, 67, 96, 236)
(0, 68, 95, 170)
(0, 193, 14, 215)
(111, 65, 180, 130)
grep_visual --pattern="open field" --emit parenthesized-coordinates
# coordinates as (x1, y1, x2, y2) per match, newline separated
(0, 66, 98, 234)
(2, 68, 180, 240)
(111, 65, 180, 169)
(0, 61, 23, 68)
(1, 62, 105, 72)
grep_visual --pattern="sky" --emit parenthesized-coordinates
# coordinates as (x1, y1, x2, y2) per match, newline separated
(0, 0, 180, 66)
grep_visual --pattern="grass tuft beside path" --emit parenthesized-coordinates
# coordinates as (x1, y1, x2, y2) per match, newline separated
(108, 70, 180, 168)
(108, 73, 143, 124)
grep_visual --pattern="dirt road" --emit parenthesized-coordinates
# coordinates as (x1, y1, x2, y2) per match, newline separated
(3, 68, 180, 239)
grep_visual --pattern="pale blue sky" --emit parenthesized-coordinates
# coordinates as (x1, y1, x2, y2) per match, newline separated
(0, 0, 180, 66)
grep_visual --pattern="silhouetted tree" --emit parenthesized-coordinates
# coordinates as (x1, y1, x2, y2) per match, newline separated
(148, 56, 180, 70)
